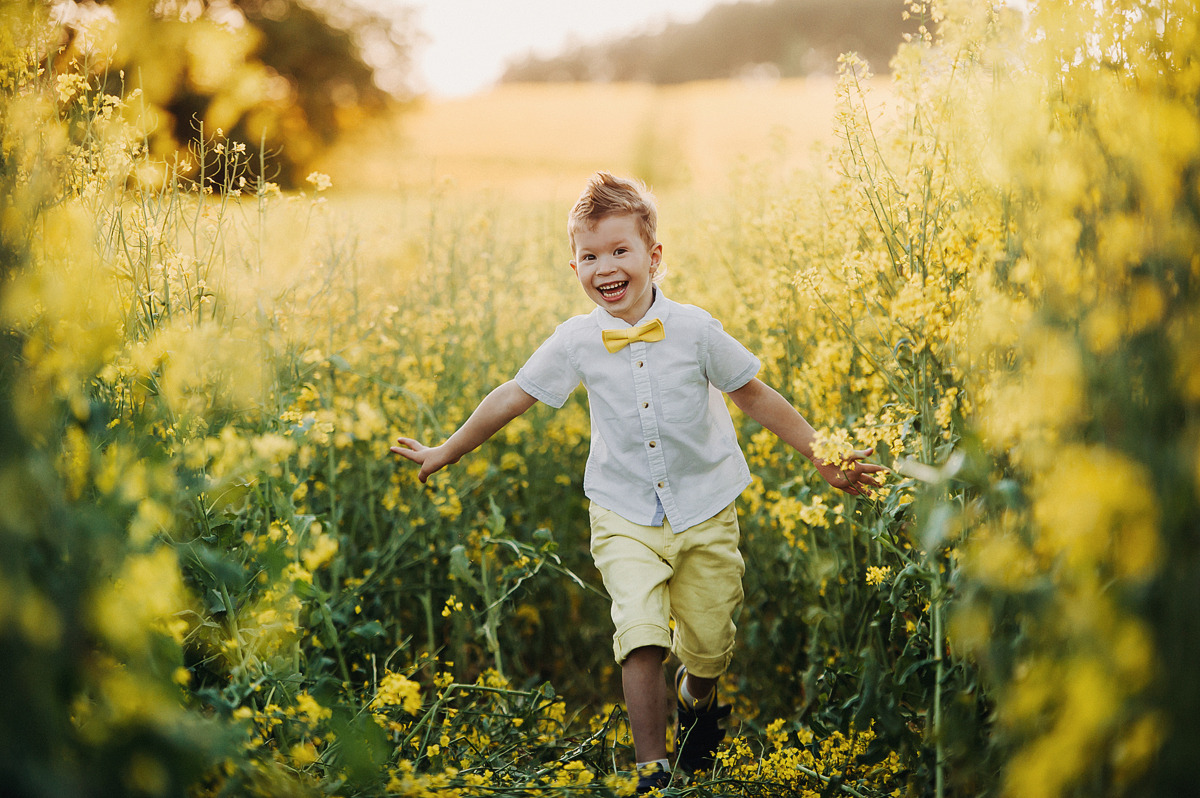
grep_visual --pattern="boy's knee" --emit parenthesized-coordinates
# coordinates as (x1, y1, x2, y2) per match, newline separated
(674, 636, 735, 679)
(623, 645, 667, 666)
(613, 621, 671, 663)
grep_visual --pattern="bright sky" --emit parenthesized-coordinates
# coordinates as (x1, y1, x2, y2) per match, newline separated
(394, 0, 728, 97)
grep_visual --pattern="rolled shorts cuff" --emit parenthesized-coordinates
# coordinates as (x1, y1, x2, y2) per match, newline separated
(613, 621, 672, 664)
(674, 640, 735, 680)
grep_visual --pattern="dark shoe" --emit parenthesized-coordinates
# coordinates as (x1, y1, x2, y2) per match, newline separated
(673, 665, 732, 774)
(635, 762, 671, 794)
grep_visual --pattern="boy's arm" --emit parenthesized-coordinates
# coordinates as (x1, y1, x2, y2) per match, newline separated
(391, 380, 537, 483)
(727, 378, 884, 496)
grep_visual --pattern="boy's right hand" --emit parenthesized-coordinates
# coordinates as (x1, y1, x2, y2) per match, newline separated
(813, 447, 886, 497)
(391, 437, 455, 484)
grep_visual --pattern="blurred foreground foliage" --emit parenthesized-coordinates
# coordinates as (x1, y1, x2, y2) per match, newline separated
(48, 0, 417, 189)
(2, 1, 1198, 797)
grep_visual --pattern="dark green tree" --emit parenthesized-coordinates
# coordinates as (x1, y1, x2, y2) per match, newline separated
(55, 0, 418, 188)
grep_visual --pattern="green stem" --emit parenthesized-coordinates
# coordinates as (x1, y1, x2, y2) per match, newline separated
(480, 543, 504, 677)
(932, 584, 945, 798)
(220, 583, 245, 671)
(420, 589, 435, 657)
(320, 605, 352, 687)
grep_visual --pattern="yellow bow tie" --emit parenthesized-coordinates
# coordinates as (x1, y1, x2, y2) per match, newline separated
(602, 318, 666, 353)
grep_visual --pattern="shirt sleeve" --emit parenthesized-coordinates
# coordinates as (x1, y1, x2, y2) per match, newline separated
(514, 325, 581, 409)
(703, 317, 761, 393)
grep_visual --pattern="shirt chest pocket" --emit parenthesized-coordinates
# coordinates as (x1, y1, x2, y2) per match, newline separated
(656, 368, 710, 424)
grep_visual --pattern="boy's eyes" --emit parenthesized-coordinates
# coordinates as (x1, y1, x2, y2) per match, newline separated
(579, 247, 628, 261)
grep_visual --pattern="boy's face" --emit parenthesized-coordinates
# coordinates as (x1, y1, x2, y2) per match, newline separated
(570, 213, 662, 325)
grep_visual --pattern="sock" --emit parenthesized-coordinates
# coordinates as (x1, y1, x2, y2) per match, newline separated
(679, 673, 713, 709)
(637, 758, 670, 774)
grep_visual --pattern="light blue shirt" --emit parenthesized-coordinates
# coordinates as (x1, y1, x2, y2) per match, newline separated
(515, 291, 760, 533)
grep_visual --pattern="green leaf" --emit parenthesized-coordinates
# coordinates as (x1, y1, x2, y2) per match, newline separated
(349, 620, 387, 639)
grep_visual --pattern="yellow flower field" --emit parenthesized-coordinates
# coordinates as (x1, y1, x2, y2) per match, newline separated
(2, 1, 1197, 797)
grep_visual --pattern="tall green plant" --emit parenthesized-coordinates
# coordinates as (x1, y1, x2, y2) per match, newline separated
(948, 2, 1200, 796)
(0, 6, 230, 796)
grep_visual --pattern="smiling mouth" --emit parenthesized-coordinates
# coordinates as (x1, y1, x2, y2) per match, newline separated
(597, 280, 628, 300)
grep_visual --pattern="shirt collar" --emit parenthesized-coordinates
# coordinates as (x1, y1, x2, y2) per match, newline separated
(592, 287, 672, 331)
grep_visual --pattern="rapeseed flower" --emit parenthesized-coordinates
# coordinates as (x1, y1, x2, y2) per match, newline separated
(865, 566, 892, 587)
(377, 671, 423, 715)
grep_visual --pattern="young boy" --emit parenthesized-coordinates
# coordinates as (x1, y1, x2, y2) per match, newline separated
(392, 172, 883, 793)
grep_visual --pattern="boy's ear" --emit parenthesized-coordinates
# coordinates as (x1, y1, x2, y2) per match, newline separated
(569, 260, 578, 275)
(650, 243, 663, 268)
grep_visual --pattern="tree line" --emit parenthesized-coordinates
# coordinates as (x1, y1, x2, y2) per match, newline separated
(502, 0, 922, 84)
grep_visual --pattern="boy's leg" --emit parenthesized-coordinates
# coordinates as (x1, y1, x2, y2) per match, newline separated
(669, 503, 744, 678)
(672, 662, 732, 773)
(680, 672, 716, 703)
(587, 503, 675, 775)
(668, 503, 744, 773)
(622, 645, 669, 763)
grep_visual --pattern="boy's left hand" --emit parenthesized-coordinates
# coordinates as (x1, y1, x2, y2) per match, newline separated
(815, 447, 887, 496)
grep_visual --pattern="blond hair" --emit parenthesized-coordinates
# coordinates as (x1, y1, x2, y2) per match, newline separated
(567, 171, 658, 253)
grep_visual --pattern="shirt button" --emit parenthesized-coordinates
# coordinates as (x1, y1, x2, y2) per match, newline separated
(642, 402, 649, 409)
(657, 481, 665, 488)
(648, 441, 657, 448)
(636, 361, 644, 368)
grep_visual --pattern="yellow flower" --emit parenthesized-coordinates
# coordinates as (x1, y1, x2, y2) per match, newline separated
(865, 566, 892, 587)
(1032, 445, 1159, 578)
(799, 494, 831, 529)
(290, 741, 319, 767)
(441, 594, 464, 617)
(294, 693, 331, 725)
(91, 547, 187, 651)
(766, 718, 789, 750)
(376, 672, 423, 715)
(553, 760, 593, 786)
(603, 771, 639, 797)
(306, 171, 332, 192)
(56, 73, 90, 104)
(302, 532, 339, 571)
(811, 427, 856, 469)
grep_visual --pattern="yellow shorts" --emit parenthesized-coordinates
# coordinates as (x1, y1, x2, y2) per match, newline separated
(589, 501, 745, 679)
